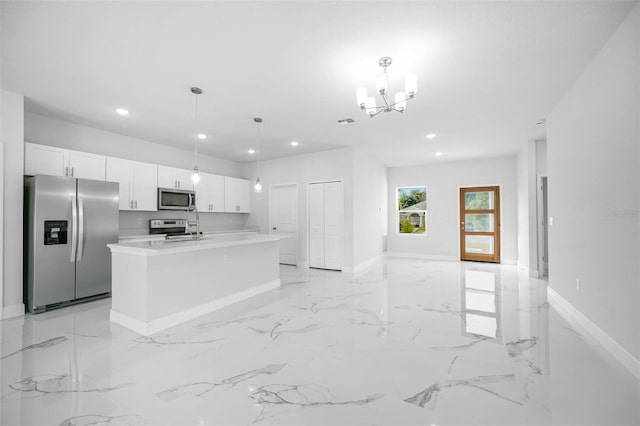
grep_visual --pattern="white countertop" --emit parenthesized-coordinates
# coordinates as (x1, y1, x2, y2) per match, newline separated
(118, 228, 259, 241)
(108, 232, 280, 256)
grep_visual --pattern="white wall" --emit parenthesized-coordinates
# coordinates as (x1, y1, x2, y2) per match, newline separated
(547, 4, 639, 359)
(243, 148, 355, 270)
(516, 139, 547, 273)
(25, 112, 250, 235)
(387, 156, 518, 264)
(25, 113, 243, 177)
(352, 148, 387, 269)
(1, 90, 25, 318)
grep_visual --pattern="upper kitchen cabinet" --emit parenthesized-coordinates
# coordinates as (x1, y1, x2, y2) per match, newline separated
(224, 176, 251, 213)
(25, 142, 106, 181)
(106, 157, 158, 211)
(196, 172, 225, 213)
(157, 165, 194, 191)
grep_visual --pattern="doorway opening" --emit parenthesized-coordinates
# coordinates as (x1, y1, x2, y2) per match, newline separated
(537, 176, 549, 277)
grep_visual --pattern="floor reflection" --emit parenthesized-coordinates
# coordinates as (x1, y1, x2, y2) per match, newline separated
(461, 266, 501, 341)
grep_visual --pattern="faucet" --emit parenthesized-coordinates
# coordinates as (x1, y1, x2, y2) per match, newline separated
(185, 193, 200, 241)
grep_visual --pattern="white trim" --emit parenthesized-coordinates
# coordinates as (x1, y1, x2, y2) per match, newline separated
(548, 287, 640, 379)
(345, 253, 387, 274)
(395, 185, 428, 237)
(2, 303, 25, 319)
(110, 279, 280, 336)
(386, 251, 459, 262)
(502, 258, 517, 266)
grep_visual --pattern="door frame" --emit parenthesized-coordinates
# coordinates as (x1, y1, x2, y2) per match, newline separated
(269, 182, 299, 265)
(536, 175, 548, 277)
(306, 179, 344, 271)
(459, 185, 501, 263)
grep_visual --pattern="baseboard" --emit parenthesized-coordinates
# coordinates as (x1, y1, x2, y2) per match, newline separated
(386, 251, 459, 262)
(298, 260, 309, 268)
(342, 254, 387, 274)
(110, 279, 281, 336)
(2, 303, 25, 319)
(548, 287, 640, 380)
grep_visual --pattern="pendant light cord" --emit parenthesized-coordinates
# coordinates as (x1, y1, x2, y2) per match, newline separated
(194, 94, 198, 167)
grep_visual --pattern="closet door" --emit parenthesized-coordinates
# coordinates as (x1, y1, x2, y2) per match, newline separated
(323, 181, 343, 270)
(308, 181, 343, 271)
(309, 183, 325, 268)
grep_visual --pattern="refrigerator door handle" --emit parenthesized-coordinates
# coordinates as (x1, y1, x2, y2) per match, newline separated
(70, 197, 78, 261)
(77, 197, 85, 261)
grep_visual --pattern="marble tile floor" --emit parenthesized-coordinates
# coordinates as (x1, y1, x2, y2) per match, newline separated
(1, 257, 638, 426)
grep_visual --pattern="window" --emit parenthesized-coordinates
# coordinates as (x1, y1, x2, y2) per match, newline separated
(397, 186, 427, 234)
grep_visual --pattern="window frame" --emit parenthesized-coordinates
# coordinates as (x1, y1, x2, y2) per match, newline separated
(396, 185, 428, 237)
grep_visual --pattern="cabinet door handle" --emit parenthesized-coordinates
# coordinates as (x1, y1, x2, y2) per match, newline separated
(134, 200, 138, 209)
(130, 200, 134, 208)
(71, 167, 74, 177)
(65, 166, 69, 176)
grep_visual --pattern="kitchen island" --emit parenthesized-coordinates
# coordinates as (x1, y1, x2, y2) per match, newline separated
(107, 233, 280, 335)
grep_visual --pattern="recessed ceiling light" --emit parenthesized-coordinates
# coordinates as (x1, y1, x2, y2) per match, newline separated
(435, 151, 443, 156)
(115, 108, 130, 116)
(337, 118, 356, 125)
(197, 133, 207, 140)
(426, 133, 436, 139)
(290, 141, 299, 147)
(248, 149, 256, 154)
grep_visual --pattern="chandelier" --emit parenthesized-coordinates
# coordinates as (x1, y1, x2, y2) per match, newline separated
(356, 57, 417, 117)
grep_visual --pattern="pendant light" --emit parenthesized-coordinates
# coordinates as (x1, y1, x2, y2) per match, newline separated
(254, 117, 263, 193)
(190, 87, 203, 185)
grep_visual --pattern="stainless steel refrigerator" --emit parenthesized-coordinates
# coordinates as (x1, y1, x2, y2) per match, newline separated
(24, 175, 119, 313)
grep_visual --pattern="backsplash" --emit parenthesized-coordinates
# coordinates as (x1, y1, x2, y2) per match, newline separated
(119, 210, 251, 236)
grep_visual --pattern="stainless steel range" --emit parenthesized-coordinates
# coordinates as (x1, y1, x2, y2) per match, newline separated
(149, 219, 201, 240)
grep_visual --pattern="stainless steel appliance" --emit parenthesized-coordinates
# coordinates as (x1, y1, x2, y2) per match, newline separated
(24, 175, 119, 313)
(158, 187, 196, 210)
(149, 219, 202, 240)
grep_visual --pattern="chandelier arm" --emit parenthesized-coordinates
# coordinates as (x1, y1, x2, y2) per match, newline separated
(369, 108, 386, 118)
(388, 95, 416, 108)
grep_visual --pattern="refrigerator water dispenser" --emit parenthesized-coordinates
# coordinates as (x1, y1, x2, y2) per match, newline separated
(44, 220, 68, 245)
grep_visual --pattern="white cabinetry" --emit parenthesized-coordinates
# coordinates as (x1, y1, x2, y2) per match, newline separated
(224, 177, 250, 213)
(309, 181, 343, 271)
(25, 142, 106, 181)
(196, 172, 225, 212)
(157, 166, 194, 190)
(106, 157, 158, 211)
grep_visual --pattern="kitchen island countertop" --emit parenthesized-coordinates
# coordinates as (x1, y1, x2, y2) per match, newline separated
(109, 232, 279, 256)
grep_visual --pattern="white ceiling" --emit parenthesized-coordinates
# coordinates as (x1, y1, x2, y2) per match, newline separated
(1, 1, 636, 167)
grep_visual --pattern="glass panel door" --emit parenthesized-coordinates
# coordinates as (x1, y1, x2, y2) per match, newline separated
(460, 186, 500, 262)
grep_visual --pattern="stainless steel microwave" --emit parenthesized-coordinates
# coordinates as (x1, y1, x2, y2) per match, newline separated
(157, 188, 196, 211)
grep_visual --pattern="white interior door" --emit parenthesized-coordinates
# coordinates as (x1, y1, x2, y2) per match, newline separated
(309, 183, 325, 268)
(323, 181, 343, 270)
(309, 181, 343, 271)
(270, 183, 298, 265)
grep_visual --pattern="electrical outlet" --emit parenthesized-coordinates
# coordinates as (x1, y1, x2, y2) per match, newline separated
(576, 279, 581, 290)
